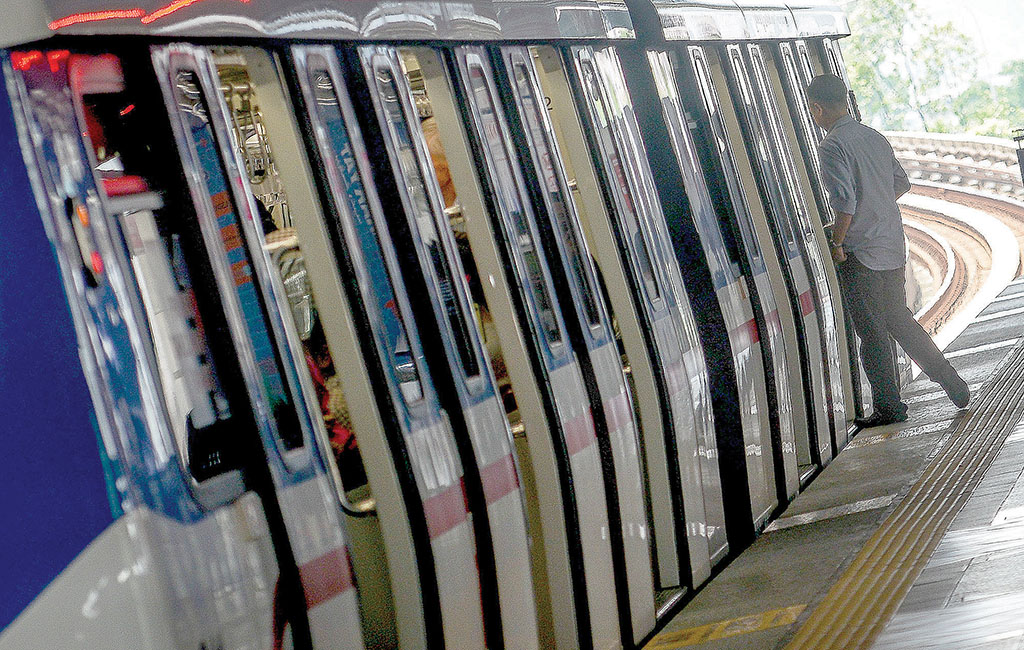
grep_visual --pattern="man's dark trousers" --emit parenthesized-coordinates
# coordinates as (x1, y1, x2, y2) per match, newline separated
(838, 253, 953, 415)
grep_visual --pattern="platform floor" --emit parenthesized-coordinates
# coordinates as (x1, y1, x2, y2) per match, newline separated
(645, 278, 1024, 650)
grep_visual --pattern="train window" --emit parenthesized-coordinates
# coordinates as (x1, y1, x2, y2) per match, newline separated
(299, 55, 425, 406)
(504, 50, 603, 330)
(574, 52, 664, 305)
(687, 47, 766, 274)
(457, 49, 565, 349)
(166, 67, 306, 454)
(647, 50, 736, 285)
(71, 56, 242, 483)
(367, 50, 484, 381)
(779, 43, 834, 226)
(727, 46, 800, 252)
(747, 46, 812, 231)
(205, 46, 376, 485)
(791, 43, 826, 142)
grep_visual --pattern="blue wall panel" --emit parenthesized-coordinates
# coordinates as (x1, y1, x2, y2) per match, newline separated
(0, 76, 113, 632)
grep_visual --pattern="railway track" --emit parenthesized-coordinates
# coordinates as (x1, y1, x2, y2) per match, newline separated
(902, 204, 988, 335)
(910, 184, 1024, 277)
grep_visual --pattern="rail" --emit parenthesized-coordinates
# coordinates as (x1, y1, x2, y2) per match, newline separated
(888, 131, 1024, 199)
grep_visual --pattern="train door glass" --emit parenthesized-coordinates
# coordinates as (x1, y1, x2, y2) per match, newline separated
(648, 50, 737, 290)
(159, 64, 311, 466)
(501, 48, 606, 335)
(793, 41, 827, 142)
(777, 43, 834, 226)
(363, 49, 488, 384)
(292, 52, 425, 410)
(71, 55, 244, 495)
(453, 47, 569, 356)
(726, 46, 801, 259)
(687, 47, 768, 279)
(746, 46, 813, 245)
(821, 39, 858, 118)
(206, 46, 374, 492)
(572, 52, 667, 310)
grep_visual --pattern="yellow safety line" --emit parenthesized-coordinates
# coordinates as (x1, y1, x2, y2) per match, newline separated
(785, 341, 1024, 650)
(646, 605, 806, 649)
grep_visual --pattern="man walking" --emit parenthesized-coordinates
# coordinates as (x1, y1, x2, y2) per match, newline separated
(807, 73, 970, 427)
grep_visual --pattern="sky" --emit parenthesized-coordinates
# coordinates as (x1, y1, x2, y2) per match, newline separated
(927, 0, 1024, 82)
(844, 0, 1024, 83)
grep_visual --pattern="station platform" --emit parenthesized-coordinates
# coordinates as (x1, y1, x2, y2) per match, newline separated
(646, 277, 1024, 650)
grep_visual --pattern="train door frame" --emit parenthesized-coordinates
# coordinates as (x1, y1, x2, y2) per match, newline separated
(342, 43, 542, 650)
(150, 43, 375, 650)
(513, 40, 700, 596)
(720, 42, 836, 467)
(795, 37, 866, 422)
(771, 40, 853, 448)
(451, 43, 658, 646)
(744, 42, 841, 459)
(548, 42, 736, 563)
(6, 48, 288, 650)
(692, 44, 831, 469)
(577, 41, 770, 540)
(675, 43, 820, 478)
(288, 43, 506, 650)
(366, 41, 628, 650)
(618, 42, 791, 505)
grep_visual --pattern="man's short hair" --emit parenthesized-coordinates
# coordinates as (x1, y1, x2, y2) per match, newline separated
(806, 74, 848, 108)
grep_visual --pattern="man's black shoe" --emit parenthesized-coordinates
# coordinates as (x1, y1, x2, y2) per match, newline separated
(854, 411, 909, 428)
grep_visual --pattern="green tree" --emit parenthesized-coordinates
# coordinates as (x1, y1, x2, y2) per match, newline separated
(844, 0, 983, 133)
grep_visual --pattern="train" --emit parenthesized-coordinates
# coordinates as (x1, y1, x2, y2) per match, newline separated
(0, 1, 862, 648)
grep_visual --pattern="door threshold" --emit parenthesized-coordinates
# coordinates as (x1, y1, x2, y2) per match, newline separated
(799, 464, 818, 487)
(655, 587, 689, 620)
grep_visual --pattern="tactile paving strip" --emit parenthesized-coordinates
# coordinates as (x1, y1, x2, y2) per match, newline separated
(785, 339, 1024, 650)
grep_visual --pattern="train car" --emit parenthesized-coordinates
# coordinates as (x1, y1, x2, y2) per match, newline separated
(1, 1, 861, 648)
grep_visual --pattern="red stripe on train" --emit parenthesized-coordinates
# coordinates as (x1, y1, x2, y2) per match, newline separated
(300, 547, 355, 609)
(480, 453, 521, 505)
(271, 547, 356, 650)
(603, 390, 633, 434)
(732, 318, 760, 347)
(799, 290, 815, 317)
(563, 408, 597, 456)
(423, 481, 470, 540)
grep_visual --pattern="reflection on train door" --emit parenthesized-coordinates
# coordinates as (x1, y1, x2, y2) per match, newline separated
(352, 43, 540, 650)
(454, 44, 658, 646)
(747, 43, 847, 454)
(723, 44, 835, 466)
(773, 42, 852, 449)
(375, 42, 626, 649)
(640, 48, 794, 504)
(500, 46, 699, 598)
(8, 50, 285, 650)
(679, 46, 821, 478)
(151, 44, 365, 650)
(567, 45, 734, 570)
